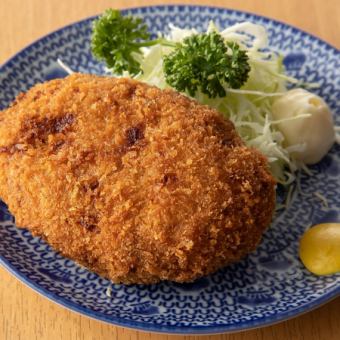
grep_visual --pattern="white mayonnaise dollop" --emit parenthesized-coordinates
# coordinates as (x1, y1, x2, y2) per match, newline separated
(272, 89, 335, 164)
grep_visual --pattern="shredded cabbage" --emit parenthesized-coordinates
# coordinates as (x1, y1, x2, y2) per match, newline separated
(132, 21, 308, 185)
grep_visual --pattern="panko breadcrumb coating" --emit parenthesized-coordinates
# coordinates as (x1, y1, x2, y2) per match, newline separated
(0, 74, 275, 284)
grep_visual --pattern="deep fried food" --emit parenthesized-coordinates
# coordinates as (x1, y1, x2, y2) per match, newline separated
(0, 74, 276, 284)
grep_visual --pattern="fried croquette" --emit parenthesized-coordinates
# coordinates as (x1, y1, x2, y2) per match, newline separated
(0, 74, 276, 284)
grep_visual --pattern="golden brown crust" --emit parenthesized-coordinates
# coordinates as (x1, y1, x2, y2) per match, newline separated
(0, 74, 276, 284)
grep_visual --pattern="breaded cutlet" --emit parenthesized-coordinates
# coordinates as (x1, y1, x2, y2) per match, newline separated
(0, 74, 276, 284)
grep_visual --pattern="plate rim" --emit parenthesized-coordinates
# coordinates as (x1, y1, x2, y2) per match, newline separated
(1, 252, 339, 335)
(0, 4, 338, 70)
(0, 4, 339, 335)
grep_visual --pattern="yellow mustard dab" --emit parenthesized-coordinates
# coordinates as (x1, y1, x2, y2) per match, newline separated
(299, 223, 340, 275)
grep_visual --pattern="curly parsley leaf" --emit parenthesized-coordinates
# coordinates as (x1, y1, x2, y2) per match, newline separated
(91, 9, 250, 97)
(163, 32, 250, 98)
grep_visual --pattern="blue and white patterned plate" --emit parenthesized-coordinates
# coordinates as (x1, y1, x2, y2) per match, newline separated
(0, 5, 339, 335)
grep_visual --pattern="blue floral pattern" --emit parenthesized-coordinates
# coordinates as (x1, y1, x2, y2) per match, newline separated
(0, 5, 339, 335)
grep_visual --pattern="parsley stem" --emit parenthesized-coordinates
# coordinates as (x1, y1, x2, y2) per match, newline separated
(132, 39, 178, 48)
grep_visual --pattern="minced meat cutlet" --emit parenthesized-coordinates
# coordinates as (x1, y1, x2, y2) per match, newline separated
(0, 74, 276, 284)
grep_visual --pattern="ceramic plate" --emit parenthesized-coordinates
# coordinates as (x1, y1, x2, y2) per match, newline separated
(0, 5, 339, 335)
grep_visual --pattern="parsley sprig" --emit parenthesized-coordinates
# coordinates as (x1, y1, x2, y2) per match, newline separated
(91, 9, 250, 98)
